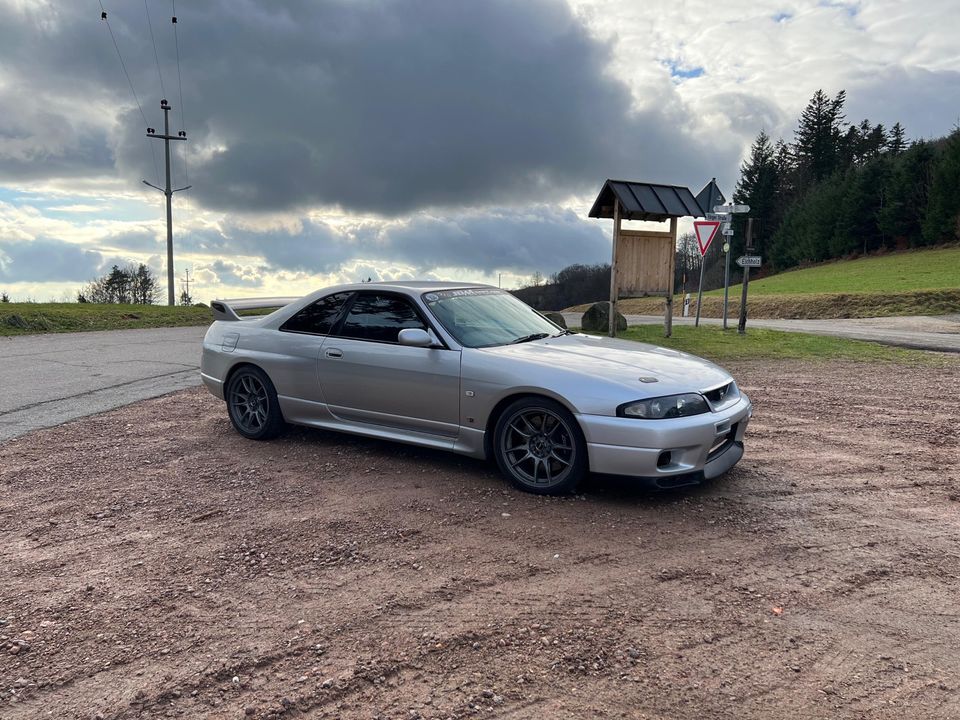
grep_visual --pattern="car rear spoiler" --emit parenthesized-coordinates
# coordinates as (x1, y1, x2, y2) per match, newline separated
(210, 297, 300, 322)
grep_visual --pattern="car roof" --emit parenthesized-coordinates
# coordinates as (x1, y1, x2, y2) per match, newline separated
(312, 280, 495, 295)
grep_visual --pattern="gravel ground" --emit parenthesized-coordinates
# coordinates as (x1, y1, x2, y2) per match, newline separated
(2, 358, 960, 719)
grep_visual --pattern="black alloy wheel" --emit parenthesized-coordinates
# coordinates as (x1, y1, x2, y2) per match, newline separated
(226, 366, 286, 440)
(494, 397, 587, 494)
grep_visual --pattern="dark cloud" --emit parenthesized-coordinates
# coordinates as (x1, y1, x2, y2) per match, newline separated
(0, 238, 103, 282)
(376, 208, 610, 273)
(200, 205, 611, 277)
(0, 1, 724, 214)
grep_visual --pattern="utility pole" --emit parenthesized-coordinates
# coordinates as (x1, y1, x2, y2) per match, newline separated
(738, 219, 754, 335)
(180, 267, 193, 301)
(144, 99, 190, 306)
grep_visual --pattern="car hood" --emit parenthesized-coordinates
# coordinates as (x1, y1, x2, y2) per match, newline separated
(477, 333, 732, 395)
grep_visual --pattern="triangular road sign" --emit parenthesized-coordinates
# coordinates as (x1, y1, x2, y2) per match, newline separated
(693, 220, 720, 256)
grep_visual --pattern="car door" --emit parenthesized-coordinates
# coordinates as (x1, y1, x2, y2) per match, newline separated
(272, 291, 353, 403)
(318, 291, 461, 437)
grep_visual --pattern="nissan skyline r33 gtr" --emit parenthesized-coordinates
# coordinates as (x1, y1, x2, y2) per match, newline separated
(201, 282, 751, 494)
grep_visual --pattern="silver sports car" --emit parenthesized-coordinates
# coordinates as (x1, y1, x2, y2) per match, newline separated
(201, 282, 751, 494)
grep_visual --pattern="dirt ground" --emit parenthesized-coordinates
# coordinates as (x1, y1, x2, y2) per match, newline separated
(2, 358, 960, 720)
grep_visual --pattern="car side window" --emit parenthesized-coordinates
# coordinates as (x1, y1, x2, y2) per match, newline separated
(337, 293, 427, 343)
(280, 292, 351, 335)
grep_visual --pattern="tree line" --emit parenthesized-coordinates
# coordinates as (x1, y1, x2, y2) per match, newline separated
(734, 89, 960, 269)
(77, 264, 161, 304)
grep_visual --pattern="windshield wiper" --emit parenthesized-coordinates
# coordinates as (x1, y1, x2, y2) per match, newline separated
(511, 332, 551, 344)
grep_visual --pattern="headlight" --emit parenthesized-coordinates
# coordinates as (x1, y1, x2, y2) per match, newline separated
(617, 393, 709, 419)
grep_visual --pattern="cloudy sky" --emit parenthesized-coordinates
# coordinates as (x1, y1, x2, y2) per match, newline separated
(1, 0, 957, 302)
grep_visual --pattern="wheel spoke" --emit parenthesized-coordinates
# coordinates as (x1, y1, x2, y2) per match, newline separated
(510, 452, 534, 469)
(520, 414, 539, 435)
(508, 421, 532, 438)
(531, 457, 540, 483)
(542, 457, 553, 481)
(549, 451, 571, 467)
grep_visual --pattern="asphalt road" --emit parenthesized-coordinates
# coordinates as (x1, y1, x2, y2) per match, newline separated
(2, 314, 958, 442)
(562, 312, 960, 352)
(0, 326, 206, 442)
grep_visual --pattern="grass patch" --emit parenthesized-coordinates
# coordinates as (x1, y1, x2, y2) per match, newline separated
(0, 303, 213, 336)
(565, 246, 960, 319)
(712, 245, 960, 296)
(585, 325, 945, 365)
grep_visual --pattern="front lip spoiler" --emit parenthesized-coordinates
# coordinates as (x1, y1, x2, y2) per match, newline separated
(600, 440, 745, 492)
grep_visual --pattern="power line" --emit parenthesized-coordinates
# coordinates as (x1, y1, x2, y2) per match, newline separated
(171, 0, 188, 186)
(99, 1, 161, 186)
(143, 0, 166, 99)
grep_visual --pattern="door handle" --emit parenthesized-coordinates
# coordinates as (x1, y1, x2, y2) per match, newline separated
(324, 348, 343, 359)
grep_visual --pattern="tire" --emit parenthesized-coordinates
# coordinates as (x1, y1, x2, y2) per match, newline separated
(225, 366, 286, 440)
(493, 397, 587, 495)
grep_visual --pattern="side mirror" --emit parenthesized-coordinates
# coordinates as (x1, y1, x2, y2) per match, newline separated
(398, 328, 433, 347)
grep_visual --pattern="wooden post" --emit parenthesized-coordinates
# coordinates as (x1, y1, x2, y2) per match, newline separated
(608, 199, 621, 338)
(664, 217, 677, 337)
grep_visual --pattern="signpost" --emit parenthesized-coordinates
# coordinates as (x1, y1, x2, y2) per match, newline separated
(737, 218, 756, 335)
(692, 220, 720, 327)
(714, 203, 749, 329)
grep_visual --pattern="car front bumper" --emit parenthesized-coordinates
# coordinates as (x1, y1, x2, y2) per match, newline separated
(576, 394, 752, 487)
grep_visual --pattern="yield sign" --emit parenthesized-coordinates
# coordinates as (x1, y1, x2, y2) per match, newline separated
(693, 220, 720, 256)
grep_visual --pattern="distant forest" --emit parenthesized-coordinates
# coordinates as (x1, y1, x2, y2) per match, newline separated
(734, 89, 960, 269)
(514, 90, 960, 310)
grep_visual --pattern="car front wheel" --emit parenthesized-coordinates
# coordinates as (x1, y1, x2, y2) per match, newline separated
(493, 397, 587, 494)
(225, 366, 286, 440)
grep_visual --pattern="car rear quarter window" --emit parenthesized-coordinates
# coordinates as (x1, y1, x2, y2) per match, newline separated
(280, 292, 351, 335)
(337, 293, 426, 343)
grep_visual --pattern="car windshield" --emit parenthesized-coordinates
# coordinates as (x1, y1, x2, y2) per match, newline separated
(423, 288, 563, 348)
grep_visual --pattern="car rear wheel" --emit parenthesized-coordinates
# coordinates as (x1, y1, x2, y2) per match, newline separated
(494, 397, 587, 494)
(226, 366, 286, 440)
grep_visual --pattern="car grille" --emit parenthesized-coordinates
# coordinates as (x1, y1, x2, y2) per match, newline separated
(703, 381, 739, 410)
(707, 422, 738, 462)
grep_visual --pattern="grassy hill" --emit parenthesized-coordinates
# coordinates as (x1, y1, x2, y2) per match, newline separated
(0, 303, 212, 336)
(568, 245, 960, 319)
(706, 245, 960, 296)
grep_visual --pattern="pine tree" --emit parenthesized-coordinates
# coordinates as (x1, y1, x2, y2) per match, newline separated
(878, 140, 935, 246)
(734, 130, 780, 253)
(130, 263, 159, 305)
(833, 157, 891, 255)
(793, 89, 847, 187)
(887, 122, 907, 155)
(866, 124, 888, 160)
(922, 128, 960, 244)
(105, 265, 131, 304)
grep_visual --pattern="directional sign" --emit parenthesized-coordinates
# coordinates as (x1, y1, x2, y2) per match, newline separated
(705, 212, 728, 222)
(721, 228, 734, 236)
(693, 220, 720, 256)
(714, 203, 750, 214)
(736, 255, 762, 268)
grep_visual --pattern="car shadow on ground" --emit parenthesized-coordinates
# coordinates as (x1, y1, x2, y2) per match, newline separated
(281, 423, 720, 507)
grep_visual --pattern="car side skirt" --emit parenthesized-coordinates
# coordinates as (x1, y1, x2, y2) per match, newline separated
(277, 396, 488, 459)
